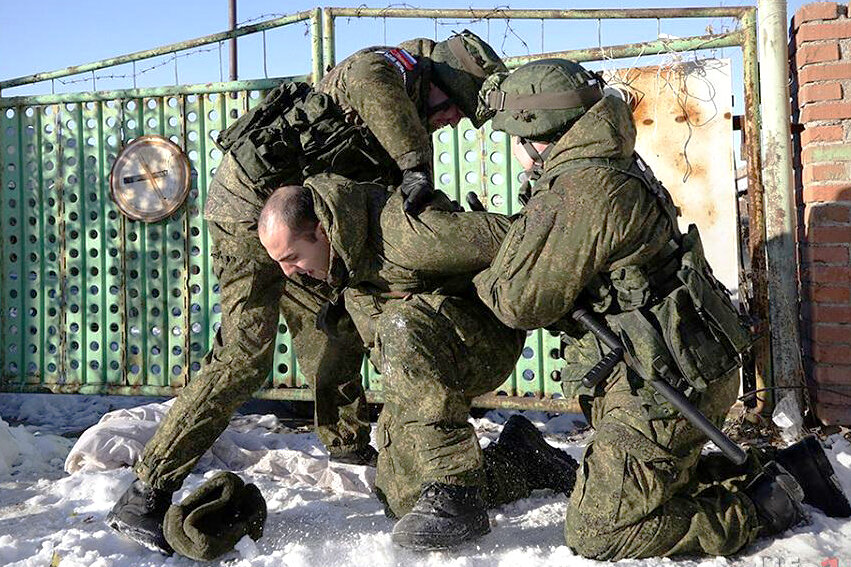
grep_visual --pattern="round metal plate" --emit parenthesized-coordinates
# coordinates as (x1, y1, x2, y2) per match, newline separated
(109, 135, 192, 222)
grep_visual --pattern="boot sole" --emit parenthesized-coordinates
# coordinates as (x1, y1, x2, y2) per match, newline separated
(796, 438, 851, 518)
(391, 515, 490, 551)
(106, 513, 173, 556)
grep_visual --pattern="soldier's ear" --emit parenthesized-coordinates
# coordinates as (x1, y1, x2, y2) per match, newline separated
(314, 221, 329, 244)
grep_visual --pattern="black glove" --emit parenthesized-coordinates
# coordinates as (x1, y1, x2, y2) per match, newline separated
(399, 169, 434, 215)
(316, 300, 346, 338)
(465, 191, 486, 212)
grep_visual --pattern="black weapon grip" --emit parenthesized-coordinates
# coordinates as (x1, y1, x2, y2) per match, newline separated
(650, 378, 747, 465)
(572, 307, 624, 389)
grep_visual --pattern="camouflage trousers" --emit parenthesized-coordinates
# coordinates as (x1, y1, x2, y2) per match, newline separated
(565, 366, 765, 560)
(348, 293, 529, 516)
(135, 221, 370, 492)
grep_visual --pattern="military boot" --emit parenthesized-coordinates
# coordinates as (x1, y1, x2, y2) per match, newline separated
(775, 435, 851, 518)
(106, 478, 174, 555)
(496, 415, 579, 495)
(329, 444, 378, 467)
(391, 482, 490, 550)
(744, 461, 805, 535)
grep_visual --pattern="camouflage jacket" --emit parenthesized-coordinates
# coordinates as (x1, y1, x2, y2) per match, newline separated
(473, 95, 676, 330)
(306, 174, 510, 302)
(317, 39, 435, 173)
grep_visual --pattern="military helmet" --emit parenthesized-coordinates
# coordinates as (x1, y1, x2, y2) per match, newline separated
(488, 59, 604, 142)
(430, 30, 507, 128)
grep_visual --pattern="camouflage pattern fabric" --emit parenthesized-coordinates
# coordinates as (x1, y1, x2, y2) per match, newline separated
(475, 94, 762, 557)
(304, 174, 528, 516)
(566, 365, 762, 560)
(317, 41, 434, 172)
(136, 160, 369, 492)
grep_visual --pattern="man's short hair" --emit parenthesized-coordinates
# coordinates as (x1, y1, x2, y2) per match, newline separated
(258, 185, 319, 241)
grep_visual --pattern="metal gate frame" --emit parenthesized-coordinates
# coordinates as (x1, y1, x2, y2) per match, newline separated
(0, 7, 781, 413)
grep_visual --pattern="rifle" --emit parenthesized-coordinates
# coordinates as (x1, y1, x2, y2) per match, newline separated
(571, 307, 747, 465)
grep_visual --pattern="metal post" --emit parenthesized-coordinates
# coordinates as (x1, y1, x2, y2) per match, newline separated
(741, 8, 772, 414)
(229, 0, 237, 81)
(311, 8, 323, 84)
(758, 0, 806, 418)
(322, 8, 336, 72)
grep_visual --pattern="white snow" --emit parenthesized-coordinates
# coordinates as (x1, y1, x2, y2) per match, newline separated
(1, 393, 850, 567)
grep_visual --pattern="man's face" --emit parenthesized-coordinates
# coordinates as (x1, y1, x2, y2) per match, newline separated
(259, 221, 331, 281)
(427, 83, 465, 131)
(511, 136, 549, 171)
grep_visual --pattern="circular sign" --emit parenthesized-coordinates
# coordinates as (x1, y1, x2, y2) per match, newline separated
(109, 135, 191, 222)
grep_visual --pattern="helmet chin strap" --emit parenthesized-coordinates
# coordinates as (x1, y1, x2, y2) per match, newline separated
(517, 138, 552, 205)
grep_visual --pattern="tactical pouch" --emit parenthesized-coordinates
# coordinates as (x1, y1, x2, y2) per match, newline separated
(216, 82, 308, 188)
(216, 81, 397, 192)
(676, 224, 752, 353)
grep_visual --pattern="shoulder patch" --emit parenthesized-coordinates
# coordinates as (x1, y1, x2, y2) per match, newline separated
(376, 48, 419, 88)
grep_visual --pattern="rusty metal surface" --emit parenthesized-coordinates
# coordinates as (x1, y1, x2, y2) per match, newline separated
(0, 12, 315, 90)
(505, 32, 743, 67)
(609, 60, 738, 294)
(758, 0, 805, 418)
(741, 8, 771, 414)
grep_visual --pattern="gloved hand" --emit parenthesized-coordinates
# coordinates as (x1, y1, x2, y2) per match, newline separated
(465, 191, 486, 212)
(399, 169, 434, 215)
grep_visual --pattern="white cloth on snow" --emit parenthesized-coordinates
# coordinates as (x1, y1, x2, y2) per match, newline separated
(64, 400, 374, 496)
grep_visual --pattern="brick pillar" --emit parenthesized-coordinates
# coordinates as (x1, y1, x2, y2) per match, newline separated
(791, 2, 851, 424)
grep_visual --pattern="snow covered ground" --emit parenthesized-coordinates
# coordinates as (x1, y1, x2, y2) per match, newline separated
(1, 393, 850, 567)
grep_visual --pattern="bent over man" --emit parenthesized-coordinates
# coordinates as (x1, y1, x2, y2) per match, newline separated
(473, 59, 851, 559)
(107, 31, 507, 555)
(257, 176, 578, 550)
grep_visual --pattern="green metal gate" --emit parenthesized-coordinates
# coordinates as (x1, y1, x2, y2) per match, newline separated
(0, 7, 766, 412)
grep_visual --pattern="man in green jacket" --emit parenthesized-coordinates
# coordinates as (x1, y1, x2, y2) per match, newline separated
(107, 31, 507, 555)
(257, 175, 578, 550)
(472, 58, 850, 559)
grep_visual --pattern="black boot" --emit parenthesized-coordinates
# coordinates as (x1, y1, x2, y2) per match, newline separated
(391, 482, 490, 550)
(329, 444, 378, 467)
(745, 461, 805, 535)
(496, 415, 578, 495)
(106, 478, 174, 555)
(776, 435, 851, 518)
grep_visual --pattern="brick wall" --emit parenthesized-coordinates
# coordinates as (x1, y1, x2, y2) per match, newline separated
(791, 1, 851, 424)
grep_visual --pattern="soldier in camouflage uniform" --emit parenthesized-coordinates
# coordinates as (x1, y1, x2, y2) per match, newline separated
(257, 176, 578, 550)
(472, 59, 850, 559)
(107, 32, 508, 555)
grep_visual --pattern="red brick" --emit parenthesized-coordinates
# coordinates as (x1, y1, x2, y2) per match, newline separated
(803, 184, 851, 202)
(813, 364, 851, 383)
(800, 82, 843, 104)
(812, 323, 851, 343)
(810, 285, 851, 302)
(796, 43, 841, 67)
(814, 343, 851, 363)
(793, 2, 842, 29)
(796, 20, 851, 42)
(803, 163, 847, 183)
(808, 225, 851, 244)
(809, 303, 851, 322)
(801, 125, 844, 146)
(802, 101, 851, 123)
(812, 265, 851, 283)
(812, 402, 851, 425)
(811, 387, 851, 408)
(803, 245, 850, 264)
(799, 63, 851, 84)
(805, 203, 851, 224)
